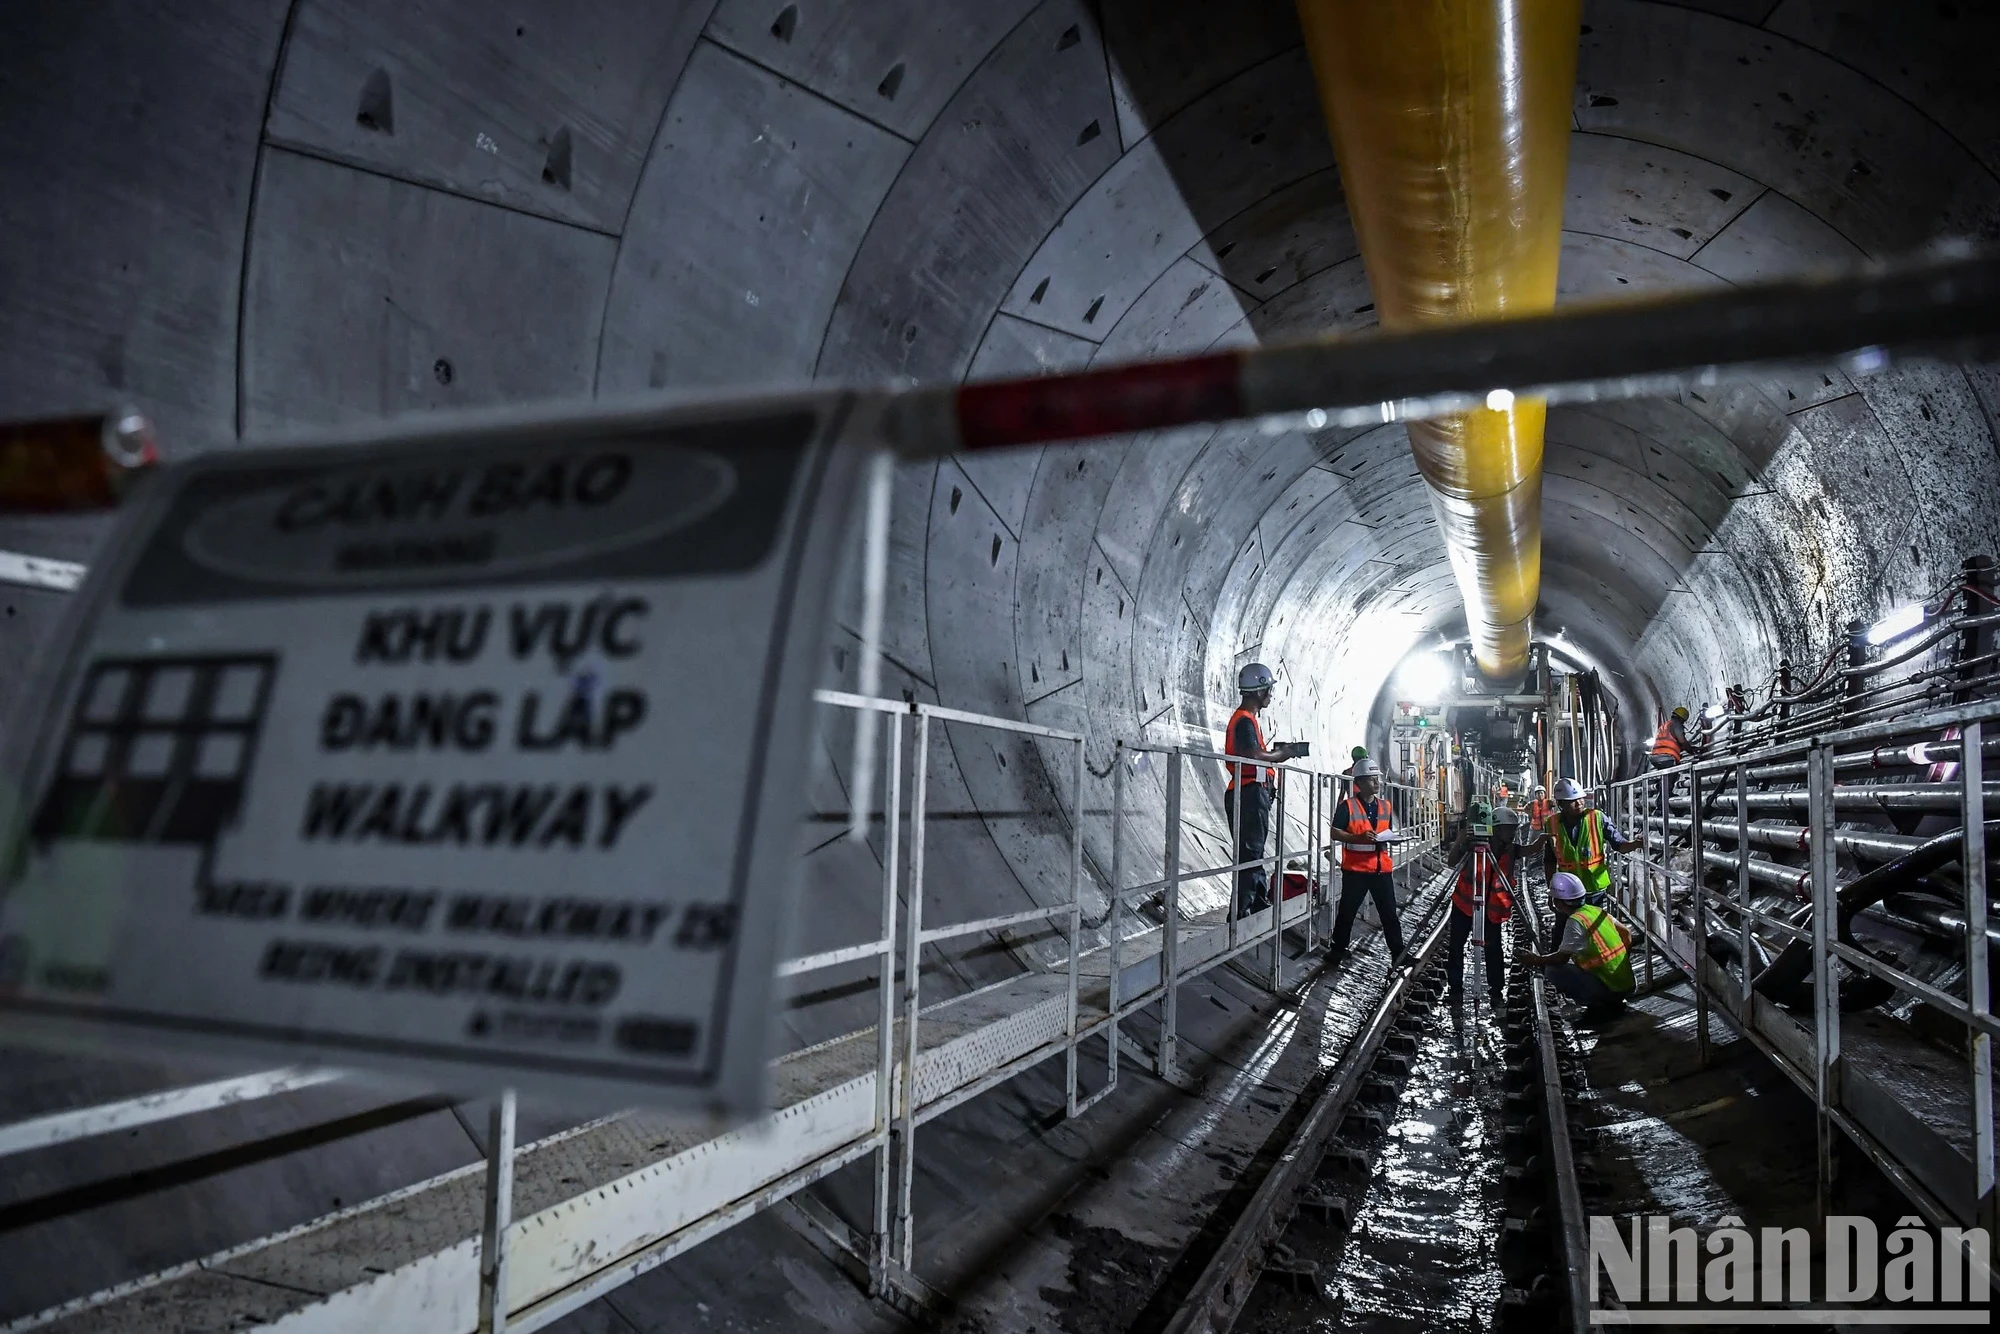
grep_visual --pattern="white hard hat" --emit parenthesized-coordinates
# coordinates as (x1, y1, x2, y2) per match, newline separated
(1551, 871, 1588, 901)
(1533, 784, 1547, 796)
(1238, 662, 1275, 693)
(1351, 758, 1381, 778)
(1553, 778, 1585, 801)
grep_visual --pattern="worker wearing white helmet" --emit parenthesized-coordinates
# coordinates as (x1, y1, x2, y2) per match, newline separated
(1516, 871, 1635, 1023)
(1223, 662, 1305, 919)
(1530, 777, 1643, 908)
(1325, 756, 1409, 968)
(1525, 783, 1553, 829)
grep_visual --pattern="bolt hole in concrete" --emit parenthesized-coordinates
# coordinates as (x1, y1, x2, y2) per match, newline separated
(355, 68, 393, 133)
(432, 358, 453, 386)
(541, 126, 572, 190)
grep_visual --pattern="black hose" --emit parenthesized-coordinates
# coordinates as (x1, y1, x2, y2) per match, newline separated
(1751, 819, 2000, 1010)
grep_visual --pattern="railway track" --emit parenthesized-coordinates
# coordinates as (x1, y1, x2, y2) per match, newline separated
(1159, 867, 1592, 1334)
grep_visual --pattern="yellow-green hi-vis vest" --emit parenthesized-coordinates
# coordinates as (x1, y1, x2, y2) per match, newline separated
(1570, 904, 1635, 993)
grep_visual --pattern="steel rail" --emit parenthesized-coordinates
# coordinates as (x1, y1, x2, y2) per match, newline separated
(1516, 889, 1591, 1334)
(1158, 878, 1454, 1334)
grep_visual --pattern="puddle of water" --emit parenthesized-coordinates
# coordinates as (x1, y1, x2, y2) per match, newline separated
(1239, 996, 1510, 1333)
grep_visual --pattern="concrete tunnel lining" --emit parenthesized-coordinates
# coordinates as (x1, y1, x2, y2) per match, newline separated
(3, 0, 2000, 1326)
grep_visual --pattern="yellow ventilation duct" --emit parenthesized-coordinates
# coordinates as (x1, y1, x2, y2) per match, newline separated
(1296, 0, 1581, 678)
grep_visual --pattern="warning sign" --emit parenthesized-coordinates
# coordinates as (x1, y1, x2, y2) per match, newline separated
(0, 395, 868, 1113)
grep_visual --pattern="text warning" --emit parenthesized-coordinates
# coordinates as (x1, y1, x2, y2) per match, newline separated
(0, 403, 860, 1112)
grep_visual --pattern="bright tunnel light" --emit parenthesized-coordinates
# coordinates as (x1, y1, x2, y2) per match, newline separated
(1394, 651, 1453, 703)
(1864, 603, 1925, 645)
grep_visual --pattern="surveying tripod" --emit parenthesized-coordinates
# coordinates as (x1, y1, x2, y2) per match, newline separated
(1460, 838, 1518, 1039)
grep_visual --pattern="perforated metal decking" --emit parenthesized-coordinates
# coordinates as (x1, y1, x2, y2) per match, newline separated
(8, 821, 1374, 1333)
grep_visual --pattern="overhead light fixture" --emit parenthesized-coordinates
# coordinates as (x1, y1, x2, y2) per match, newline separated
(1394, 652, 1452, 703)
(1484, 388, 1515, 411)
(1305, 408, 1329, 429)
(1864, 603, 1924, 645)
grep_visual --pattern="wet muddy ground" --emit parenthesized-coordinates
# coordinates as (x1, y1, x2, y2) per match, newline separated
(1236, 955, 1509, 1333)
(1234, 930, 1937, 1332)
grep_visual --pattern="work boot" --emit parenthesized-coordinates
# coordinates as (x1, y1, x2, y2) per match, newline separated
(1579, 1001, 1628, 1027)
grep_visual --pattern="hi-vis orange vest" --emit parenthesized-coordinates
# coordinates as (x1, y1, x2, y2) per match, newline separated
(1225, 706, 1272, 789)
(1453, 853, 1513, 922)
(1340, 795, 1394, 873)
(1651, 718, 1684, 764)
(1527, 798, 1554, 826)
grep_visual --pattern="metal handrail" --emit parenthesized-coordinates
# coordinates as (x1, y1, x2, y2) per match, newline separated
(0, 1066, 345, 1160)
(918, 699, 1082, 741)
(917, 903, 1068, 946)
(774, 939, 891, 978)
(1632, 698, 2000, 784)
(1604, 704, 1995, 1231)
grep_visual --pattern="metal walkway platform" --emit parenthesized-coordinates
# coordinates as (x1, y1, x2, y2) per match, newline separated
(15, 898, 1327, 1334)
(1603, 699, 1996, 1236)
(1634, 911, 1997, 1235)
(23, 972, 1077, 1332)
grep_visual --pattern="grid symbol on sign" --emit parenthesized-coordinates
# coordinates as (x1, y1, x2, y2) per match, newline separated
(31, 654, 277, 846)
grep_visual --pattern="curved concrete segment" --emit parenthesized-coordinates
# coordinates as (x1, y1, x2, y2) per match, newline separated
(1, 0, 1998, 1328)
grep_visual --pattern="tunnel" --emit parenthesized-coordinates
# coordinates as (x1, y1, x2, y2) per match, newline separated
(3, 0, 2000, 1330)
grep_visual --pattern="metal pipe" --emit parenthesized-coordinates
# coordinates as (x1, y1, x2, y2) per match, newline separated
(1647, 813, 1928, 863)
(1742, 735, 2000, 786)
(1295, 0, 1581, 678)
(1162, 748, 1183, 1084)
(478, 1089, 517, 1334)
(1868, 896, 2000, 953)
(1569, 674, 1584, 786)
(872, 711, 902, 1281)
(1736, 765, 1754, 1019)
(1809, 747, 1840, 1220)
(896, 711, 930, 1269)
(1685, 842, 1811, 897)
(1963, 719, 1994, 1216)
(1669, 782, 2000, 815)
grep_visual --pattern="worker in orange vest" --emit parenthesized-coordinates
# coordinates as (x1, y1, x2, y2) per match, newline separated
(1326, 758, 1409, 967)
(1649, 704, 1693, 817)
(1445, 800, 1513, 1012)
(1525, 784, 1554, 827)
(1523, 784, 1554, 889)
(1650, 706, 1690, 768)
(1223, 663, 1306, 919)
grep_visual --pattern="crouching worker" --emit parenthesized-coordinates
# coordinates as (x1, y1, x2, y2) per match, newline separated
(1515, 871, 1635, 1024)
(1446, 802, 1513, 1014)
